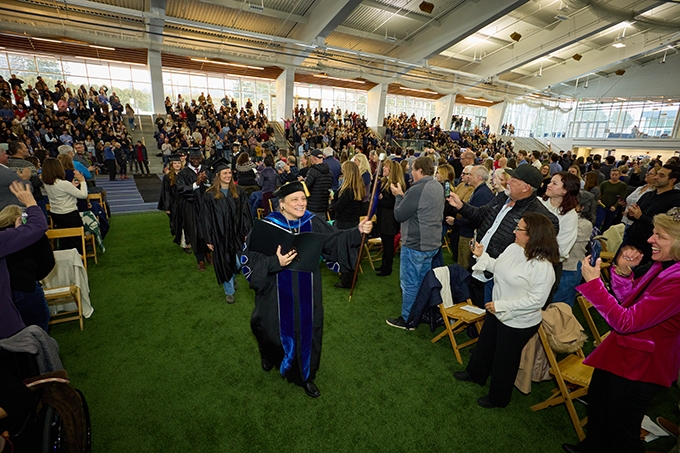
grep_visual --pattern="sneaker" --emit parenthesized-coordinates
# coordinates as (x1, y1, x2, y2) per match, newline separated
(225, 294, 235, 304)
(386, 316, 414, 331)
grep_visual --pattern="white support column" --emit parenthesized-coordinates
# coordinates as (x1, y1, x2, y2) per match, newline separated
(486, 102, 507, 136)
(367, 83, 388, 129)
(435, 94, 455, 130)
(276, 69, 295, 128)
(148, 50, 165, 115)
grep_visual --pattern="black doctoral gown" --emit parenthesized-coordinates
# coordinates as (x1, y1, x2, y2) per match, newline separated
(157, 174, 182, 243)
(201, 186, 253, 284)
(175, 165, 210, 250)
(242, 212, 362, 385)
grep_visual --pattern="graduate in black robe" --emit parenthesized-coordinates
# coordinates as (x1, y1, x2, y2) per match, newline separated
(176, 149, 211, 270)
(201, 158, 253, 304)
(158, 154, 190, 252)
(242, 181, 373, 397)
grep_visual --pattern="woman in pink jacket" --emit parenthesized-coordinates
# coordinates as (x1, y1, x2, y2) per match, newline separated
(563, 207, 680, 453)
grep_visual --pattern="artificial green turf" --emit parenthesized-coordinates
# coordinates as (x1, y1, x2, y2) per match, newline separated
(50, 212, 680, 452)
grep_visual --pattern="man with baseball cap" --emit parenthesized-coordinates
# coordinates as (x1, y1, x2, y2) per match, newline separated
(447, 164, 559, 307)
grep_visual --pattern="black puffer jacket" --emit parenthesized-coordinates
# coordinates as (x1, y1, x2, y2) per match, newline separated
(458, 192, 559, 261)
(305, 163, 333, 214)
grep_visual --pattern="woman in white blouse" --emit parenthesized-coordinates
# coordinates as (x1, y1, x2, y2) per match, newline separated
(42, 157, 88, 253)
(454, 212, 559, 409)
(541, 171, 581, 305)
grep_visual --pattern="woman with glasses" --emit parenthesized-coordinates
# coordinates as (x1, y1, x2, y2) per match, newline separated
(454, 212, 559, 409)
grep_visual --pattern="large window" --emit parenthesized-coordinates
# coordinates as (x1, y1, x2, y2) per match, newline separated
(0, 51, 152, 112)
(569, 99, 678, 138)
(163, 71, 277, 118)
(385, 94, 435, 121)
(452, 104, 488, 131)
(503, 101, 573, 138)
(293, 83, 368, 118)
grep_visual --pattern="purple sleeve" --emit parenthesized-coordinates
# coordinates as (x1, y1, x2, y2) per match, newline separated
(0, 206, 48, 259)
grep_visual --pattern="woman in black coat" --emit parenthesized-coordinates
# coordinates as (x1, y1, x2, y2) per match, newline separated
(375, 160, 405, 277)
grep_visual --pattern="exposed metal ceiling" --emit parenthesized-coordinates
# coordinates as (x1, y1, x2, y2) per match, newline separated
(0, 0, 678, 101)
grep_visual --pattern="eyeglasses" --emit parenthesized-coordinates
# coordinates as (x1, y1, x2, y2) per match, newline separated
(514, 226, 527, 232)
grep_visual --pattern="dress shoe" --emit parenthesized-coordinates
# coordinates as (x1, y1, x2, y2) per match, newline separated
(454, 370, 474, 382)
(376, 271, 391, 277)
(303, 381, 320, 398)
(198, 261, 206, 271)
(561, 444, 581, 453)
(334, 281, 351, 289)
(261, 358, 274, 372)
(656, 416, 680, 437)
(476, 395, 496, 409)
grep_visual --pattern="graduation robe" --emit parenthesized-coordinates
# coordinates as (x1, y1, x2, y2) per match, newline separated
(175, 165, 210, 249)
(157, 174, 182, 243)
(201, 186, 253, 284)
(242, 211, 361, 385)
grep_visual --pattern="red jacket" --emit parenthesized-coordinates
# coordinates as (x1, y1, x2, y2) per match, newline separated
(577, 261, 680, 387)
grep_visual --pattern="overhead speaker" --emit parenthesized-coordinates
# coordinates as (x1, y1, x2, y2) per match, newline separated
(510, 32, 522, 42)
(419, 1, 434, 14)
(572, 53, 582, 61)
(615, 69, 626, 76)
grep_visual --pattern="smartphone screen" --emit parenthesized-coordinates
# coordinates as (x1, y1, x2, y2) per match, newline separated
(444, 181, 451, 198)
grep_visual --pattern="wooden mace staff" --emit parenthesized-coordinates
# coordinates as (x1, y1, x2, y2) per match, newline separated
(348, 152, 386, 302)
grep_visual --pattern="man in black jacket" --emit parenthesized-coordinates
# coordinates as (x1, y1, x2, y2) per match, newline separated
(447, 164, 559, 307)
(304, 149, 333, 219)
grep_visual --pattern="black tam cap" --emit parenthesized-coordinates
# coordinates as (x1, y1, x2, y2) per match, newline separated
(210, 157, 230, 174)
(273, 181, 309, 199)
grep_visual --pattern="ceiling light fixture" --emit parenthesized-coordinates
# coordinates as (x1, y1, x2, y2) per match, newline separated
(612, 42, 626, 48)
(190, 58, 264, 70)
(31, 37, 62, 44)
(401, 87, 436, 95)
(510, 32, 522, 42)
(615, 69, 626, 76)
(464, 96, 493, 103)
(572, 53, 582, 61)
(89, 45, 116, 51)
(313, 73, 365, 84)
(419, 1, 434, 14)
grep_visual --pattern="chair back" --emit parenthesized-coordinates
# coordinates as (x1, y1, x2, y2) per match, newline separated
(46, 227, 88, 271)
(576, 295, 610, 346)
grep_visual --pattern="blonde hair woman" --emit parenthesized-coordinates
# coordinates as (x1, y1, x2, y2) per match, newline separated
(353, 152, 372, 211)
(375, 159, 405, 276)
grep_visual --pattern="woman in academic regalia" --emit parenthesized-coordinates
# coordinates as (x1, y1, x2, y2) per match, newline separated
(158, 155, 190, 253)
(201, 158, 253, 304)
(242, 181, 373, 398)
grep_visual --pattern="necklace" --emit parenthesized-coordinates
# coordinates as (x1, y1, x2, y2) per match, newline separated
(284, 216, 298, 234)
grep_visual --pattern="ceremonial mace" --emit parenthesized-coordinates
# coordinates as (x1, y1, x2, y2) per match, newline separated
(348, 152, 386, 302)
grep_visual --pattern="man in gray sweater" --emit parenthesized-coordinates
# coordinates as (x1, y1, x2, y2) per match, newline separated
(386, 156, 444, 330)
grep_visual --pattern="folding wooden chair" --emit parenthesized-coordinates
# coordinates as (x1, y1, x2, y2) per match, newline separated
(576, 295, 610, 346)
(45, 203, 54, 229)
(443, 230, 452, 255)
(46, 227, 88, 272)
(256, 208, 265, 219)
(88, 192, 109, 219)
(43, 284, 84, 330)
(84, 231, 98, 265)
(431, 299, 485, 365)
(530, 325, 594, 441)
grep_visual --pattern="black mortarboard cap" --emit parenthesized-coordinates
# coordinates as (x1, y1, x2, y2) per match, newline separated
(210, 157, 230, 174)
(169, 154, 181, 162)
(273, 181, 309, 199)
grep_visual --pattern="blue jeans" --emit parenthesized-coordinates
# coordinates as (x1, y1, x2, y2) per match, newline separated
(553, 262, 582, 307)
(12, 282, 50, 332)
(400, 246, 438, 321)
(223, 277, 236, 296)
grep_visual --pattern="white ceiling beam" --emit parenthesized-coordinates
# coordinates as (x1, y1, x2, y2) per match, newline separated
(196, 0, 307, 23)
(334, 25, 411, 47)
(287, 0, 360, 43)
(360, 0, 439, 26)
(390, 0, 530, 62)
(468, 0, 663, 77)
(515, 31, 677, 90)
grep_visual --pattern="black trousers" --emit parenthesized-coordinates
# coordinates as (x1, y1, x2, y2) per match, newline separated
(379, 234, 395, 273)
(105, 159, 116, 180)
(139, 160, 150, 174)
(578, 369, 663, 453)
(50, 210, 84, 254)
(466, 313, 540, 407)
